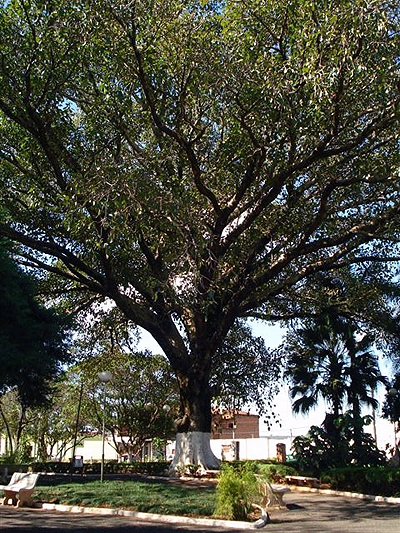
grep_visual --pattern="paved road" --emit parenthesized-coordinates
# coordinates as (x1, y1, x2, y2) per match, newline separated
(1, 490, 399, 532)
(0, 507, 247, 533)
(1, 506, 243, 533)
(266, 491, 400, 533)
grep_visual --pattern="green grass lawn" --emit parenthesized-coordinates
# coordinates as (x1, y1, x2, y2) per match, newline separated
(35, 480, 217, 518)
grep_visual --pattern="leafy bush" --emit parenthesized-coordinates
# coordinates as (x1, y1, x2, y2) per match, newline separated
(322, 466, 400, 497)
(214, 463, 259, 520)
(292, 418, 386, 476)
(0, 446, 34, 465)
(254, 463, 298, 482)
(28, 460, 170, 476)
(175, 464, 201, 477)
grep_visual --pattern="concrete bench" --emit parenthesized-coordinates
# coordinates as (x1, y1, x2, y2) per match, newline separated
(202, 470, 220, 479)
(259, 480, 291, 509)
(0, 472, 40, 507)
(250, 480, 291, 528)
(285, 475, 320, 488)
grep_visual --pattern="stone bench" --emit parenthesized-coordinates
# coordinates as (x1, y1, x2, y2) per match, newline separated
(0, 472, 40, 507)
(285, 475, 320, 488)
(259, 480, 291, 509)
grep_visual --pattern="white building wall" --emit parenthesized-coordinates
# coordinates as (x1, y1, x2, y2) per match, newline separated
(210, 436, 293, 461)
(64, 435, 293, 463)
(72, 437, 118, 462)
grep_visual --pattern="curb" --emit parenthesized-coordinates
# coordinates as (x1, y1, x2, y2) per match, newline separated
(41, 502, 266, 530)
(39, 487, 400, 530)
(289, 486, 400, 504)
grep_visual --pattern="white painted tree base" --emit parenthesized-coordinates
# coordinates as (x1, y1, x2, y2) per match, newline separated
(170, 431, 221, 473)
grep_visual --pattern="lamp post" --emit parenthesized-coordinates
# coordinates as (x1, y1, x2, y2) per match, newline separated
(70, 375, 84, 479)
(163, 404, 171, 460)
(98, 371, 112, 482)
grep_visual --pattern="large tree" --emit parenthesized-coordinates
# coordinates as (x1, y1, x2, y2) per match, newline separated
(0, 1, 399, 469)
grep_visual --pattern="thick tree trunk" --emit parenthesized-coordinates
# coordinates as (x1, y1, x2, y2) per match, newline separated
(171, 431, 220, 472)
(170, 369, 220, 473)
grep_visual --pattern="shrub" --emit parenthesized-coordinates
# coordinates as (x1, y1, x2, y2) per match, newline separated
(292, 420, 386, 476)
(175, 464, 201, 477)
(214, 463, 259, 520)
(322, 466, 400, 497)
(28, 460, 170, 476)
(255, 463, 298, 482)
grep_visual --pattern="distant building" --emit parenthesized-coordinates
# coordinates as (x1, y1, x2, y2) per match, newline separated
(211, 410, 259, 439)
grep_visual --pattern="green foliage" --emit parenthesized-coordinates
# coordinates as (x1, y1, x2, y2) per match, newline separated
(0, 240, 71, 407)
(175, 463, 202, 477)
(382, 374, 400, 424)
(75, 349, 179, 457)
(0, 445, 32, 465)
(322, 466, 400, 497)
(214, 463, 258, 520)
(292, 416, 386, 476)
(211, 320, 282, 415)
(284, 313, 385, 416)
(284, 312, 387, 463)
(254, 463, 298, 483)
(29, 460, 171, 477)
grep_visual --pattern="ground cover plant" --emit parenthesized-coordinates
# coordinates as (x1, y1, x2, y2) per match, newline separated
(34, 479, 216, 518)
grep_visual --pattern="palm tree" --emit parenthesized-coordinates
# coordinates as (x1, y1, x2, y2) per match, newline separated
(382, 373, 400, 453)
(284, 314, 348, 418)
(343, 331, 386, 456)
(284, 312, 386, 463)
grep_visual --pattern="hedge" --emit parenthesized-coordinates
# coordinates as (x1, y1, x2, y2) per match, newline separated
(321, 466, 400, 497)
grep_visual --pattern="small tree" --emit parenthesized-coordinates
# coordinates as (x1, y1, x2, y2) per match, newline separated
(0, 389, 29, 460)
(382, 373, 400, 454)
(77, 349, 179, 460)
(28, 375, 89, 462)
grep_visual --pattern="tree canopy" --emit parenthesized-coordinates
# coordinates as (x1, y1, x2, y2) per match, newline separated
(0, 239, 70, 407)
(0, 0, 399, 468)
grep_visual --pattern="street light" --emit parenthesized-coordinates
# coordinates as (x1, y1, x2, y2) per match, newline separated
(98, 371, 112, 482)
(163, 404, 171, 460)
(70, 374, 84, 479)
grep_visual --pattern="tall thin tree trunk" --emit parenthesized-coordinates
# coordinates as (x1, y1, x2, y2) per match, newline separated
(0, 403, 13, 456)
(15, 406, 27, 450)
